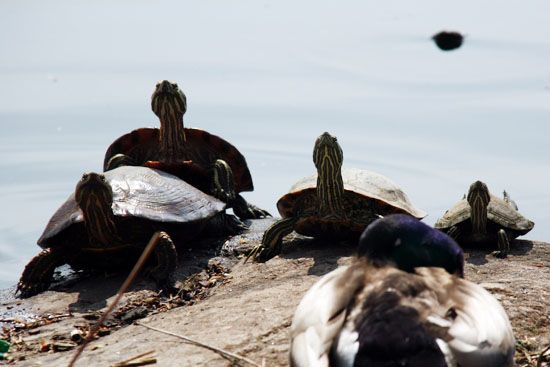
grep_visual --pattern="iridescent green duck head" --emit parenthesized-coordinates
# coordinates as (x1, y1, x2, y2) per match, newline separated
(75, 173, 119, 245)
(358, 214, 464, 277)
(151, 80, 188, 162)
(312, 132, 345, 217)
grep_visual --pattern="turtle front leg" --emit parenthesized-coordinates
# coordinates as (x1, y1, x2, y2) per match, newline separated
(17, 249, 65, 298)
(145, 231, 178, 291)
(232, 194, 272, 220)
(211, 159, 271, 220)
(247, 217, 297, 262)
(493, 229, 510, 259)
(205, 213, 248, 236)
(105, 153, 137, 171)
(210, 159, 237, 203)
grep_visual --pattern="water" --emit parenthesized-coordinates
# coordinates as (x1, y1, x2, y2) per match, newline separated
(1, 0, 549, 289)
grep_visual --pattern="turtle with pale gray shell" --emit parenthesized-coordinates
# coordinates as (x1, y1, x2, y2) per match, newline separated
(249, 132, 426, 262)
(17, 165, 245, 298)
(434, 180, 534, 258)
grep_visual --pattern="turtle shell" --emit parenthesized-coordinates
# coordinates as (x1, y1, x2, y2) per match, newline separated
(38, 166, 226, 247)
(102, 127, 253, 193)
(434, 194, 534, 233)
(277, 168, 426, 219)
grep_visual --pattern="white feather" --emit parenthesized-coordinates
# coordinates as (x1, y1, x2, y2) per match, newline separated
(447, 280, 515, 367)
(331, 327, 359, 367)
(290, 265, 364, 367)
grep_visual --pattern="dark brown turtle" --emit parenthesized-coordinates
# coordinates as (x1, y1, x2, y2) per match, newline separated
(17, 166, 245, 298)
(103, 80, 269, 220)
(249, 132, 426, 261)
(432, 30, 464, 51)
(434, 180, 534, 258)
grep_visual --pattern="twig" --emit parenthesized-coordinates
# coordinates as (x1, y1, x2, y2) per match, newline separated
(521, 348, 534, 366)
(112, 350, 156, 367)
(135, 322, 261, 367)
(112, 359, 156, 367)
(537, 344, 550, 367)
(68, 232, 162, 367)
(0, 313, 71, 323)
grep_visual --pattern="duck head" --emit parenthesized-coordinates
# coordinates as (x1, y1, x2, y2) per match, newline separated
(358, 214, 464, 277)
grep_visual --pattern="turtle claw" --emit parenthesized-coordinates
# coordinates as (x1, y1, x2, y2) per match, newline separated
(232, 195, 271, 220)
(17, 249, 61, 298)
(142, 231, 178, 291)
(158, 279, 180, 297)
(244, 245, 261, 263)
(246, 217, 295, 262)
(491, 250, 508, 259)
(16, 281, 50, 299)
(245, 204, 272, 219)
(224, 214, 248, 235)
(245, 242, 281, 263)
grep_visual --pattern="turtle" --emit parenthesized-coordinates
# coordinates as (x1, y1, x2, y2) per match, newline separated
(249, 132, 426, 262)
(289, 216, 515, 367)
(17, 165, 246, 298)
(434, 180, 534, 258)
(432, 30, 464, 51)
(102, 80, 269, 220)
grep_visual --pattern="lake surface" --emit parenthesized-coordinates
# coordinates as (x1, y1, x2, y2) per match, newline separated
(1, 0, 549, 290)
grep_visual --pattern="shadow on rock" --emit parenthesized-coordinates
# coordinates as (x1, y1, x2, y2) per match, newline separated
(464, 239, 535, 266)
(51, 235, 233, 313)
(509, 239, 534, 256)
(279, 236, 356, 276)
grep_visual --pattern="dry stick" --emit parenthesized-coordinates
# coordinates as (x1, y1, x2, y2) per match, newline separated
(0, 313, 71, 323)
(537, 344, 550, 367)
(68, 232, 162, 367)
(112, 350, 157, 367)
(112, 358, 157, 367)
(136, 322, 261, 367)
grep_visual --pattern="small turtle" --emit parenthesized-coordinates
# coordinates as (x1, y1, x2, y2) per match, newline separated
(17, 166, 245, 298)
(103, 80, 269, 220)
(290, 216, 514, 367)
(249, 132, 426, 261)
(434, 180, 534, 258)
(432, 30, 464, 51)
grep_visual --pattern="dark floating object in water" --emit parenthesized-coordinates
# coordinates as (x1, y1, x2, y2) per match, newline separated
(432, 31, 464, 51)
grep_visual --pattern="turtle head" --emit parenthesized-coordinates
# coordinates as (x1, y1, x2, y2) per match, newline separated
(75, 173, 119, 244)
(152, 80, 188, 160)
(467, 180, 490, 205)
(312, 132, 345, 216)
(358, 214, 464, 277)
(313, 132, 343, 171)
(466, 180, 491, 234)
(151, 80, 187, 120)
(75, 173, 112, 208)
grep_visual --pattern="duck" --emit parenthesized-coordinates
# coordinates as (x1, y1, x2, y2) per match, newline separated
(289, 214, 515, 367)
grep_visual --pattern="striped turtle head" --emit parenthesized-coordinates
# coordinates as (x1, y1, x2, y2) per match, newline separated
(467, 180, 490, 205)
(312, 132, 346, 216)
(466, 180, 491, 234)
(75, 172, 119, 244)
(75, 173, 112, 209)
(358, 214, 464, 277)
(151, 80, 187, 120)
(152, 80, 188, 160)
(313, 132, 343, 172)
